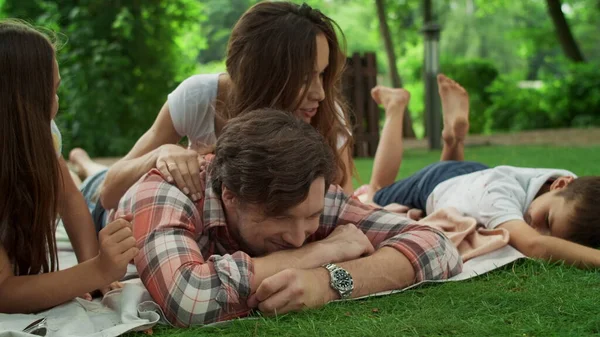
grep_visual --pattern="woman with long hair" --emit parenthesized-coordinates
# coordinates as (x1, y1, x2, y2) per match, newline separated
(98, 2, 355, 218)
(0, 20, 138, 313)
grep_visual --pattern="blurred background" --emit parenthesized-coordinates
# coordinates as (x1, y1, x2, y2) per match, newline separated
(2, 0, 599, 157)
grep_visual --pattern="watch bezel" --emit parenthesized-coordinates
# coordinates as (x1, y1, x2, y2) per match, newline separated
(331, 268, 353, 293)
(324, 263, 354, 299)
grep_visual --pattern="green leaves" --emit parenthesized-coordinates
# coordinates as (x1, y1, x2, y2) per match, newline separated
(3, 0, 204, 156)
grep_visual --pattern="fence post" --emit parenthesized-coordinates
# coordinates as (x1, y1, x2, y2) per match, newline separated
(343, 52, 380, 157)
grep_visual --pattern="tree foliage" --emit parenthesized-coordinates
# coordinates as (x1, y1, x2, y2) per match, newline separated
(3, 0, 203, 156)
(1, 0, 599, 154)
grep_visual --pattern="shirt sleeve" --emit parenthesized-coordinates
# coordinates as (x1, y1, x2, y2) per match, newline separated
(115, 171, 254, 327)
(476, 178, 528, 229)
(167, 74, 219, 141)
(319, 185, 462, 282)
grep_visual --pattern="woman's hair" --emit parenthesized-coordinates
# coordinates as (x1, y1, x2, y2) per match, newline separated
(225, 1, 354, 187)
(210, 109, 335, 216)
(0, 19, 61, 275)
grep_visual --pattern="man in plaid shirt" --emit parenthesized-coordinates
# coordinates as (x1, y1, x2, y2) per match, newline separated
(110, 109, 462, 327)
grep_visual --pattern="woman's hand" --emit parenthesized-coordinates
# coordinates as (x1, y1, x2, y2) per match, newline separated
(156, 144, 205, 201)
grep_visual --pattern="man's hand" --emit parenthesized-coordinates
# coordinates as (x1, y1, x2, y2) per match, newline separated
(320, 224, 375, 263)
(247, 268, 335, 315)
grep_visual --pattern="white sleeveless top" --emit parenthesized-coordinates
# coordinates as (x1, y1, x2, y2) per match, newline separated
(167, 74, 348, 151)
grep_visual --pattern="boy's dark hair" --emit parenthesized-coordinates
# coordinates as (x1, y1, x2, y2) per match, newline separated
(209, 109, 336, 216)
(558, 176, 600, 247)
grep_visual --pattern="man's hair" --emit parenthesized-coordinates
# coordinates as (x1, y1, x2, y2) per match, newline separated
(558, 176, 600, 247)
(209, 109, 335, 216)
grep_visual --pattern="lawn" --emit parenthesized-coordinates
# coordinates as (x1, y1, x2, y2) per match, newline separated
(126, 145, 600, 337)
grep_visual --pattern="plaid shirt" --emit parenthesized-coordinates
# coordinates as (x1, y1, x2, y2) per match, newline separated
(111, 169, 462, 327)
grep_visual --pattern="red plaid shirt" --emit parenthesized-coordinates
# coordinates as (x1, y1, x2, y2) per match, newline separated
(111, 169, 462, 327)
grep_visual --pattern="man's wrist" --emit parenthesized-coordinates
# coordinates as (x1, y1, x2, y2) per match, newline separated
(302, 241, 338, 268)
(312, 267, 339, 302)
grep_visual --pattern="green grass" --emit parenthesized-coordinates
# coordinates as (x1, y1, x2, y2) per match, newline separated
(126, 145, 600, 337)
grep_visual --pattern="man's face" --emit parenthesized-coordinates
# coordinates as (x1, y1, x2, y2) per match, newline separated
(224, 177, 326, 256)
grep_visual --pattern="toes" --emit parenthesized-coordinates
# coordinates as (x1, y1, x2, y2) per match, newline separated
(437, 73, 447, 83)
(69, 148, 90, 163)
(371, 86, 381, 103)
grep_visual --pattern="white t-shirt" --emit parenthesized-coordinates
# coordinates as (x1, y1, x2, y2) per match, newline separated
(168, 74, 349, 151)
(426, 166, 577, 229)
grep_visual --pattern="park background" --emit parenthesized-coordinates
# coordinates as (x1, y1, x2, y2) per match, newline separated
(2, 1, 600, 336)
(2, 0, 600, 158)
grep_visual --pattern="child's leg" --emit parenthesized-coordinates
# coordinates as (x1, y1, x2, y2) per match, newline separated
(438, 74, 469, 162)
(373, 161, 489, 210)
(68, 168, 83, 187)
(69, 148, 108, 181)
(366, 86, 411, 201)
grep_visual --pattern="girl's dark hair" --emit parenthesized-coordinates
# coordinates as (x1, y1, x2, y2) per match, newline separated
(0, 19, 61, 275)
(209, 109, 335, 216)
(224, 1, 354, 187)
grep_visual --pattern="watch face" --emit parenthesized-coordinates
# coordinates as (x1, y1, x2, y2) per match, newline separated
(332, 269, 353, 291)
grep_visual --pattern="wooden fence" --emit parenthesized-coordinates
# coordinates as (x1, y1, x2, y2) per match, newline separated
(342, 52, 379, 157)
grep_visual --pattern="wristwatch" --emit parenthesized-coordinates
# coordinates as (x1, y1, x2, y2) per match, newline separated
(323, 263, 354, 299)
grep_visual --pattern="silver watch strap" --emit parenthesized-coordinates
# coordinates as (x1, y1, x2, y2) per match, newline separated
(324, 263, 338, 272)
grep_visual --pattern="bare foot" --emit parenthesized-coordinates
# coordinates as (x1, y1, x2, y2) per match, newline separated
(438, 74, 469, 145)
(69, 148, 107, 179)
(69, 148, 89, 175)
(371, 86, 410, 118)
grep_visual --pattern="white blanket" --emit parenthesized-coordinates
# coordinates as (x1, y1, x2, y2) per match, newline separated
(0, 225, 525, 336)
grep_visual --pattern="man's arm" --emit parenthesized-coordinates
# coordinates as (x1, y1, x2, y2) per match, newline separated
(250, 198, 462, 314)
(320, 185, 462, 281)
(500, 220, 600, 268)
(126, 174, 363, 327)
(250, 247, 415, 314)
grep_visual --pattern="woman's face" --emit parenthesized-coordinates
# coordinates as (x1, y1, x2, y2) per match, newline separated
(51, 59, 60, 119)
(294, 33, 329, 124)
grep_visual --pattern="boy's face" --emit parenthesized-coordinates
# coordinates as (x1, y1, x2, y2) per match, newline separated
(525, 176, 576, 239)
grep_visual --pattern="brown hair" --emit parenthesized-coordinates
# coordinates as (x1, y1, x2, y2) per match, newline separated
(558, 177, 600, 248)
(224, 1, 354, 187)
(0, 20, 60, 275)
(209, 109, 335, 216)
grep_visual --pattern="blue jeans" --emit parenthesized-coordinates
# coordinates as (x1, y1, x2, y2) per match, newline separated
(373, 161, 489, 211)
(79, 168, 109, 233)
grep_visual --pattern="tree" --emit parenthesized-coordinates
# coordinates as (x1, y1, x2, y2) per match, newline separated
(545, 0, 586, 62)
(374, 0, 416, 138)
(3, 0, 204, 156)
(197, 0, 259, 63)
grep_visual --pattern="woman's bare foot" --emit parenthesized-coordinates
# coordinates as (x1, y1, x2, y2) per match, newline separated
(371, 86, 411, 118)
(438, 74, 469, 146)
(69, 148, 107, 180)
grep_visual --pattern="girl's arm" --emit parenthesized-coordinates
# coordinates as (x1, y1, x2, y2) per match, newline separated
(0, 219, 138, 313)
(57, 157, 98, 263)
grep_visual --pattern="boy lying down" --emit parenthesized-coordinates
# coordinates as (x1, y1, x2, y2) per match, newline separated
(358, 75, 600, 268)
